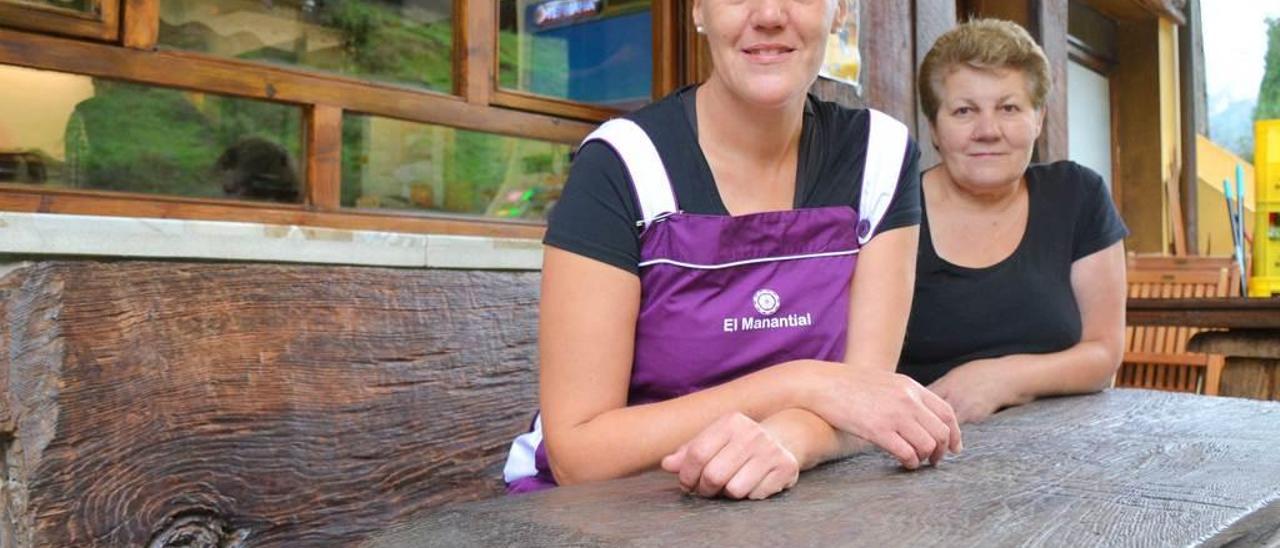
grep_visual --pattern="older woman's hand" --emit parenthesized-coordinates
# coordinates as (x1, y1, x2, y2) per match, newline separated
(661, 412, 800, 500)
(927, 358, 1022, 424)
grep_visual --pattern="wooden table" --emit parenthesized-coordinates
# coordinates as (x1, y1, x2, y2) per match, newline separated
(1128, 297, 1280, 400)
(367, 390, 1280, 547)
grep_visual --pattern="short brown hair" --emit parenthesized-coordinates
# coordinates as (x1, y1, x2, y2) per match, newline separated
(917, 18, 1051, 124)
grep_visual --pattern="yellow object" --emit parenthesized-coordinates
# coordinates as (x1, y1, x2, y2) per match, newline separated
(1251, 120, 1280, 296)
(1196, 135, 1255, 256)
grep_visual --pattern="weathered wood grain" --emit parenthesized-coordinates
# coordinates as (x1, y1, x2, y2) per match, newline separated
(860, 0, 916, 125)
(367, 390, 1280, 547)
(0, 261, 541, 546)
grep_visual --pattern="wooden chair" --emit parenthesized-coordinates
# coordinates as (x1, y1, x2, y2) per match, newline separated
(1118, 261, 1235, 395)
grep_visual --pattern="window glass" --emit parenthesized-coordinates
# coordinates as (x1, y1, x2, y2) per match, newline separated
(158, 0, 453, 93)
(0, 64, 303, 203)
(342, 113, 570, 220)
(498, 0, 652, 110)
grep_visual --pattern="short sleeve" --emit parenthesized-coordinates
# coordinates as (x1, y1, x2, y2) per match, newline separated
(1071, 164, 1129, 261)
(869, 139, 923, 237)
(542, 141, 643, 275)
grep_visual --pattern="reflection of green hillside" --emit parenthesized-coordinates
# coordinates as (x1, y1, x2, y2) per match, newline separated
(65, 80, 300, 200)
(159, 0, 453, 93)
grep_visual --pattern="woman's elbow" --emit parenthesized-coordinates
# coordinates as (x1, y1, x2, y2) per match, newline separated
(543, 434, 615, 486)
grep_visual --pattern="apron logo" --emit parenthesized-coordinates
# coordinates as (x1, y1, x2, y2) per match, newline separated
(723, 289, 811, 333)
(753, 289, 781, 316)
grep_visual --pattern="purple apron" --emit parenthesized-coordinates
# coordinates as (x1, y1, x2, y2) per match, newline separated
(505, 112, 909, 493)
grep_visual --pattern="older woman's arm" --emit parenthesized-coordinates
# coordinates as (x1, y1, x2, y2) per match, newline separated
(927, 241, 1127, 423)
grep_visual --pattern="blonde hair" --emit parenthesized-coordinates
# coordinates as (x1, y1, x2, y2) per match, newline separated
(917, 18, 1051, 124)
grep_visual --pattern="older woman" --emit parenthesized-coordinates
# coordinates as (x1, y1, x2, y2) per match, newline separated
(900, 19, 1128, 423)
(504, 0, 962, 500)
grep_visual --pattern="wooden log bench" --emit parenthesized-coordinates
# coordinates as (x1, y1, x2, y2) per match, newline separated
(0, 260, 540, 546)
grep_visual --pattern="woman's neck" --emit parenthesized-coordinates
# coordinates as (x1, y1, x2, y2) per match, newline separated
(927, 166, 1025, 213)
(695, 78, 805, 171)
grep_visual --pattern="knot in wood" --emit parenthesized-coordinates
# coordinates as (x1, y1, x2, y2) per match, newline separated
(149, 512, 246, 548)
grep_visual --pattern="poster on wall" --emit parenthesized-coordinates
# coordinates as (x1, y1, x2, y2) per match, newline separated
(820, 0, 861, 92)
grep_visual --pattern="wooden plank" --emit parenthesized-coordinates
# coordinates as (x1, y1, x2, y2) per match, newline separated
(366, 390, 1280, 547)
(0, 188, 546, 240)
(651, 1, 680, 98)
(490, 89, 619, 123)
(1034, 0, 1069, 162)
(0, 28, 594, 145)
(0, 261, 542, 546)
(1217, 358, 1280, 401)
(913, 0, 958, 169)
(1080, 0, 1185, 24)
(1113, 19, 1164, 253)
(1166, 158, 1188, 255)
(1127, 298, 1280, 329)
(860, 0, 915, 125)
(305, 105, 342, 211)
(0, 0, 119, 41)
(121, 0, 158, 50)
(456, 0, 494, 105)
(1123, 351, 1208, 366)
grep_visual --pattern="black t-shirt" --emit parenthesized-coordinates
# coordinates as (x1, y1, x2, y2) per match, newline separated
(898, 161, 1129, 385)
(543, 86, 922, 275)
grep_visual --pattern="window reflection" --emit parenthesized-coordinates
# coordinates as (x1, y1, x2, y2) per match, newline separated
(3, 0, 92, 13)
(342, 113, 570, 220)
(498, 0, 653, 110)
(158, 0, 453, 93)
(0, 64, 302, 203)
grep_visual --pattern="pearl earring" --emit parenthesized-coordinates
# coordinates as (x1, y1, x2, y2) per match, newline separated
(696, 25, 705, 34)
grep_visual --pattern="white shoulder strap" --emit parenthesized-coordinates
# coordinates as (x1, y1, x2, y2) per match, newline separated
(859, 109, 910, 245)
(581, 119, 678, 229)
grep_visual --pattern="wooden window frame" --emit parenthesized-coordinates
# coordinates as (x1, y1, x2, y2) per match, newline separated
(487, 1, 681, 122)
(0, 0, 119, 41)
(0, 0, 690, 237)
(0, 0, 688, 238)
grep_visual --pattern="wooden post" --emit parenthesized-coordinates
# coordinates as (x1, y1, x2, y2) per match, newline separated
(913, 0, 959, 168)
(1179, 0, 1202, 255)
(306, 105, 342, 211)
(1033, 0, 1069, 163)
(457, 0, 495, 105)
(121, 0, 158, 50)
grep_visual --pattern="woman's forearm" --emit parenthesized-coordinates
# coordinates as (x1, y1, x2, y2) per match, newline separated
(990, 340, 1121, 407)
(546, 359, 822, 485)
(762, 408, 872, 470)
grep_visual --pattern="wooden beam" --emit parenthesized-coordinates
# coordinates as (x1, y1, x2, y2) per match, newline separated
(456, 0, 494, 105)
(1178, 0, 1201, 254)
(121, 0, 158, 50)
(306, 105, 343, 211)
(860, 0, 915, 125)
(0, 188, 545, 239)
(1080, 0, 1186, 24)
(1034, 0, 1069, 162)
(1114, 19, 1164, 253)
(0, 29, 594, 146)
(491, 89, 620, 123)
(0, 261, 542, 545)
(913, 0, 958, 168)
(652, 1, 681, 98)
(0, 0, 119, 41)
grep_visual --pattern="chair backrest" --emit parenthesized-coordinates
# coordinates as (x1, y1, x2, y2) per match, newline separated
(1121, 258, 1236, 395)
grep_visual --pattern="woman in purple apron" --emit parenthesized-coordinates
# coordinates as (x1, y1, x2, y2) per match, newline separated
(506, 0, 962, 500)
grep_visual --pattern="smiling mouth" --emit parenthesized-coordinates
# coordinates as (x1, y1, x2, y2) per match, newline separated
(742, 45, 796, 61)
